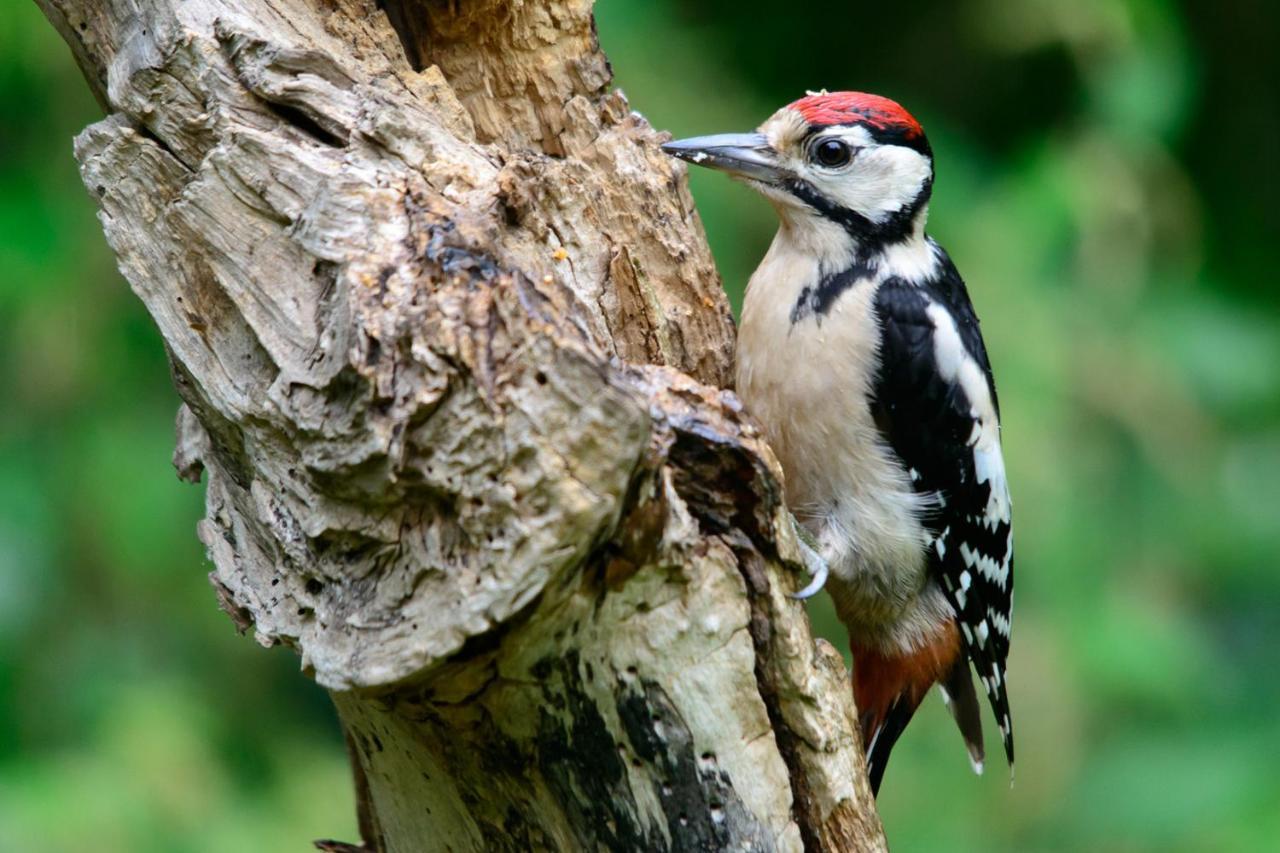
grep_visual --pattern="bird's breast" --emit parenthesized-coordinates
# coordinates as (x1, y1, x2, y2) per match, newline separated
(736, 249, 933, 639)
(737, 253, 889, 513)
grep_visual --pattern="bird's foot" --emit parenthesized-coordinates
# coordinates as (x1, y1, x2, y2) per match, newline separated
(788, 513, 829, 599)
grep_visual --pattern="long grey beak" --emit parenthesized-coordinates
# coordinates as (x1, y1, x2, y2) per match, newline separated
(661, 132, 782, 182)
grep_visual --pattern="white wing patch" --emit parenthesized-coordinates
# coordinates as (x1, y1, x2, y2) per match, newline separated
(924, 301, 1012, 526)
(974, 444, 1011, 523)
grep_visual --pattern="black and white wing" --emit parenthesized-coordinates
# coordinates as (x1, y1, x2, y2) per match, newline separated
(870, 251, 1015, 769)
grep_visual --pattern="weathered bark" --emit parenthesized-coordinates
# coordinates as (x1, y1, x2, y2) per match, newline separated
(36, 0, 886, 849)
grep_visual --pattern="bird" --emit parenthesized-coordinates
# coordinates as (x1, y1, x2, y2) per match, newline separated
(662, 91, 1014, 795)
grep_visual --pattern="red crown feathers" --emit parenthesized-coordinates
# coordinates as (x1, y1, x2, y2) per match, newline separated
(788, 91, 924, 139)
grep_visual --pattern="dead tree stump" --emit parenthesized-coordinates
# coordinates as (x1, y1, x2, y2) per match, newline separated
(34, 0, 886, 849)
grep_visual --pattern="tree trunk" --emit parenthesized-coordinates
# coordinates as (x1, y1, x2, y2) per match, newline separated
(35, 0, 886, 849)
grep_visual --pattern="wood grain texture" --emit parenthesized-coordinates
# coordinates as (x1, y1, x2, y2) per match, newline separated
(35, 0, 886, 848)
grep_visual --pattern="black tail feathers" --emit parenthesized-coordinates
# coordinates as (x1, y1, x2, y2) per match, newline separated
(862, 694, 921, 796)
(862, 658, 989, 796)
(940, 655, 986, 775)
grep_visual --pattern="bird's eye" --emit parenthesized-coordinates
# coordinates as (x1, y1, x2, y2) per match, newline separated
(812, 138, 854, 168)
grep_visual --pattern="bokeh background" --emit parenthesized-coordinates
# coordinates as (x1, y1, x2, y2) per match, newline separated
(2, 1, 1277, 850)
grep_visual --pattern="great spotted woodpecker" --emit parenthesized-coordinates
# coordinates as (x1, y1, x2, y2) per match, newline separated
(663, 92, 1014, 794)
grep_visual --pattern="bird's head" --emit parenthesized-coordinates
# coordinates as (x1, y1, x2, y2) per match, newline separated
(663, 91, 934, 248)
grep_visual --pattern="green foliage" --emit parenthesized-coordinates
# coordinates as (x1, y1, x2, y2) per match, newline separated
(1, 1, 1276, 849)
(0, 5, 353, 849)
(598, 1, 1280, 849)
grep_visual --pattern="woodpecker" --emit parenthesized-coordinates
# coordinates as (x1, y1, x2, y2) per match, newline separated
(663, 91, 1013, 795)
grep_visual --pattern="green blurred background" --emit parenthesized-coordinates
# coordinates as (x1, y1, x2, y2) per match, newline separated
(2, 0, 1277, 850)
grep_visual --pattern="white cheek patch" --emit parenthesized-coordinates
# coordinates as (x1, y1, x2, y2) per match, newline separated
(814, 142, 931, 224)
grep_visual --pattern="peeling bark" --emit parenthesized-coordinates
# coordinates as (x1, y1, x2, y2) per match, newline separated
(35, 0, 886, 849)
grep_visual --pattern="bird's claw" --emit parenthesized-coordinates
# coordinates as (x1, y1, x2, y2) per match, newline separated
(789, 514, 829, 599)
(792, 557, 829, 599)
